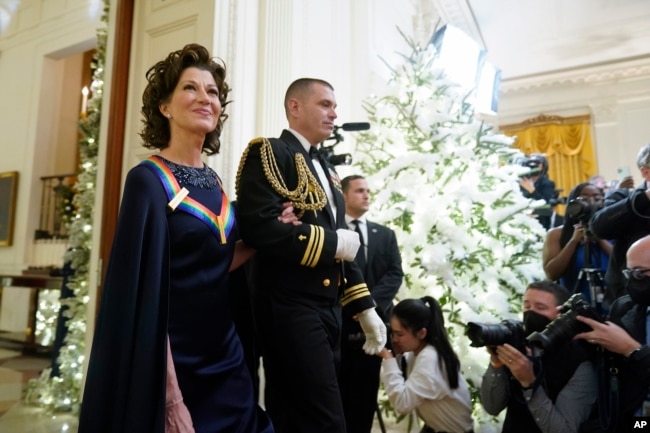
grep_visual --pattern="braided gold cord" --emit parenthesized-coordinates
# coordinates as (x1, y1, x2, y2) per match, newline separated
(235, 137, 327, 218)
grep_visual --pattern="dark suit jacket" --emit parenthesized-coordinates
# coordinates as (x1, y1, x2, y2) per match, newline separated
(361, 220, 403, 319)
(236, 129, 374, 313)
(605, 295, 650, 431)
(590, 182, 650, 303)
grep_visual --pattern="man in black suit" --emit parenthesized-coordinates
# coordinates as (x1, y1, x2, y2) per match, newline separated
(235, 78, 387, 433)
(339, 174, 404, 433)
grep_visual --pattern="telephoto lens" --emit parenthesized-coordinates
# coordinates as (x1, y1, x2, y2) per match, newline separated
(526, 294, 603, 354)
(466, 319, 526, 352)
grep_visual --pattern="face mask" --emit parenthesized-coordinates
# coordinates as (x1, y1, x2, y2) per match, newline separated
(523, 310, 552, 336)
(626, 278, 650, 305)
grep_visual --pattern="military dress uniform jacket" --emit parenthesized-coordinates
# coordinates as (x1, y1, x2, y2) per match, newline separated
(236, 129, 375, 433)
(236, 129, 374, 312)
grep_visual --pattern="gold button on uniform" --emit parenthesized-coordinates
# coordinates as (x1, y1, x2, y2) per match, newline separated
(323, 279, 330, 287)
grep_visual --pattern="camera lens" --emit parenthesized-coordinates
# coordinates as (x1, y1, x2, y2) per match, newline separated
(526, 294, 601, 353)
(466, 320, 525, 349)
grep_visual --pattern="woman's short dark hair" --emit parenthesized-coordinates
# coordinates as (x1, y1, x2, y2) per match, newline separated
(140, 43, 230, 155)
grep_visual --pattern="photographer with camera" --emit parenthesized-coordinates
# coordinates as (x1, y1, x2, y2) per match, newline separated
(479, 281, 597, 433)
(574, 234, 650, 431)
(378, 297, 474, 433)
(543, 183, 611, 310)
(518, 154, 559, 230)
(590, 143, 650, 306)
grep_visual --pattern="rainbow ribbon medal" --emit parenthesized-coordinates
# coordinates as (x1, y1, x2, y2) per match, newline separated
(142, 156, 234, 244)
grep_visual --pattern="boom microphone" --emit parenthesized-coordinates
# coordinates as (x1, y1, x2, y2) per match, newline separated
(340, 122, 370, 131)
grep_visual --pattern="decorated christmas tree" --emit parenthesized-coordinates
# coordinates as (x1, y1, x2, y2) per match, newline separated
(353, 31, 547, 432)
(24, 0, 108, 413)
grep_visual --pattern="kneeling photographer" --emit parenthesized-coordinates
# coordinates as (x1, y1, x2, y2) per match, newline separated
(475, 281, 597, 433)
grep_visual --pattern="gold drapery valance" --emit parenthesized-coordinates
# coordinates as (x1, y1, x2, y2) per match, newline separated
(501, 114, 597, 213)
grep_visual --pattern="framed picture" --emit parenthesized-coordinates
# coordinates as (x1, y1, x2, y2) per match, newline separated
(0, 171, 18, 247)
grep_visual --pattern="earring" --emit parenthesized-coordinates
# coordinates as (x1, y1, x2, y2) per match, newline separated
(165, 113, 171, 118)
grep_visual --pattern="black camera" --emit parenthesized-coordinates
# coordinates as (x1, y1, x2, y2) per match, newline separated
(565, 198, 603, 225)
(318, 146, 352, 166)
(526, 293, 603, 354)
(514, 153, 548, 178)
(467, 294, 603, 355)
(466, 319, 527, 352)
(319, 122, 370, 166)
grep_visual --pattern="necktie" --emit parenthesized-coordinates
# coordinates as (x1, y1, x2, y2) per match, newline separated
(352, 219, 366, 271)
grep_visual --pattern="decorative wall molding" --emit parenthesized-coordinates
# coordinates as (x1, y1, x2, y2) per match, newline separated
(146, 14, 197, 38)
(501, 57, 650, 94)
(0, 0, 100, 50)
(500, 113, 591, 131)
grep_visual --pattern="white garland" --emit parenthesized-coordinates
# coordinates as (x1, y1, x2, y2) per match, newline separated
(24, 0, 108, 413)
(354, 32, 546, 432)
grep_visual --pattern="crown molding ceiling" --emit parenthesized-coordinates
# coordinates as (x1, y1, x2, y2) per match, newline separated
(434, 0, 650, 83)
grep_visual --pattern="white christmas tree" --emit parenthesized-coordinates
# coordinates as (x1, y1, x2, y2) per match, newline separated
(353, 31, 547, 432)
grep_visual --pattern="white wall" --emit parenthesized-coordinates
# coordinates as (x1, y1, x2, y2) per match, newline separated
(0, 0, 101, 274)
(120, 0, 425, 196)
(0, 0, 103, 354)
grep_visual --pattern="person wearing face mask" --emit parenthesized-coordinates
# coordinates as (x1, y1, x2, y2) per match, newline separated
(575, 234, 650, 431)
(480, 281, 597, 433)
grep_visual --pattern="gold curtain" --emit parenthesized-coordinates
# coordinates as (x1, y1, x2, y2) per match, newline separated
(500, 114, 597, 211)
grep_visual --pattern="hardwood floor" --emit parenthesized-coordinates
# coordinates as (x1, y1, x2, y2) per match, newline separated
(0, 347, 78, 433)
(0, 346, 405, 433)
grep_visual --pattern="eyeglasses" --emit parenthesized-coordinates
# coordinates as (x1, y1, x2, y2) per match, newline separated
(622, 267, 650, 281)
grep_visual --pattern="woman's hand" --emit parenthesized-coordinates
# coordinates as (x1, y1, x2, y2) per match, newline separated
(569, 223, 585, 244)
(377, 348, 393, 360)
(519, 177, 535, 194)
(229, 240, 256, 272)
(278, 202, 302, 225)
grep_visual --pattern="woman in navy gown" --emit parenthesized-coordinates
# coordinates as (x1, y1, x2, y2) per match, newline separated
(78, 44, 284, 433)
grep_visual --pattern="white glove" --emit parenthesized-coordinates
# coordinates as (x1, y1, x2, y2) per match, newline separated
(335, 228, 360, 261)
(357, 308, 387, 355)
